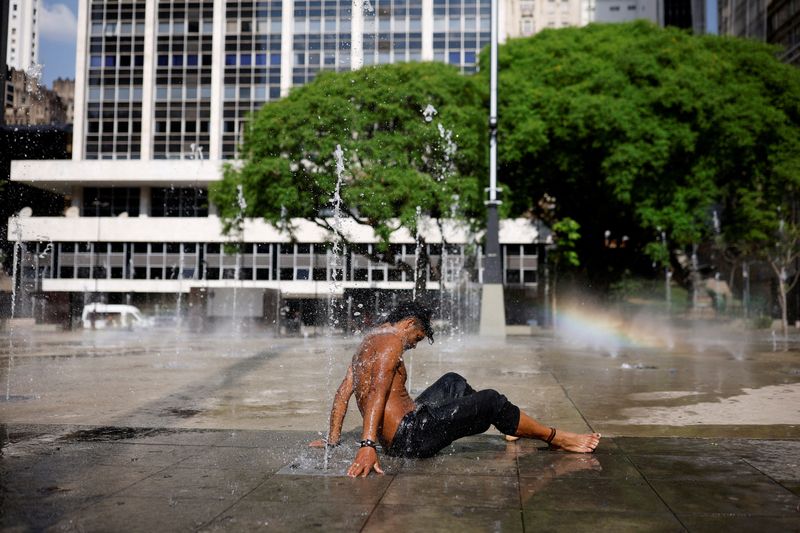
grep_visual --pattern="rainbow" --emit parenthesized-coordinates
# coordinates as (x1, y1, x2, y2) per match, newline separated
(555, 307, 674, 353)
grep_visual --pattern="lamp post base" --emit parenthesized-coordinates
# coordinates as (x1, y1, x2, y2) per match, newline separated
(479, 283, 506, 337)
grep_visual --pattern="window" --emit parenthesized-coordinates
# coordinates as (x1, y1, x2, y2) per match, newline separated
(83, 188, 141, 217)
(150, 188, 208, 217)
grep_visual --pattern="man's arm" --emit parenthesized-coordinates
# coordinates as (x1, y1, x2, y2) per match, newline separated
(347, 339, 402, 478)
(310, 365, 354, 447)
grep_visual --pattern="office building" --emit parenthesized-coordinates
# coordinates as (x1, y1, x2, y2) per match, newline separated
(5, 0, 39, 71)
(719, 0, 766, 39)
(8, 0, 546, 328)
(767, 0, 799, 65)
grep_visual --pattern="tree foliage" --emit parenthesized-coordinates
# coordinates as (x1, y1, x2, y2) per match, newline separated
(484, 21, 800, 284)
(211, 62, 487, 258)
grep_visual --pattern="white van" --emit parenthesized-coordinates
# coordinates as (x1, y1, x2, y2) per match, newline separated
(82, 303, 146, 330)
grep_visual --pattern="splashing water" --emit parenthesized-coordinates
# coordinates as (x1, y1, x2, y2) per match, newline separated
(422, 104, 438, 123)
(412, 205, 423, 301)
(236, 184, 248, 212)
(323, 145, 348, 469)
(6, 216, 22, 401)
(25, 63, 43, 95)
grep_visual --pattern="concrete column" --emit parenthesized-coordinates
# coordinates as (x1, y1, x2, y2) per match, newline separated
(209, 0, 225, 159)
(351, 0, 364, 69)
(422, 0, 433, 60)
(72, 0, 88, 160)
(141, 0, 156, 160)
(280, 0, 294, 97)
(139, 186, 151, 217)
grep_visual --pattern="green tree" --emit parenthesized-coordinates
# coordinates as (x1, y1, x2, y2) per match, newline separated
(211, 62, 487, 291)
(485, 21, 800, 293)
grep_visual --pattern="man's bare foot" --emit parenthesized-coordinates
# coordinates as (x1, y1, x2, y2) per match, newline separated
(504, 435, 520, 442)
(549, 430, 601, 453)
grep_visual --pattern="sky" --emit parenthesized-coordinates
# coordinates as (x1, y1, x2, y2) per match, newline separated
(38, 0, 78, 87)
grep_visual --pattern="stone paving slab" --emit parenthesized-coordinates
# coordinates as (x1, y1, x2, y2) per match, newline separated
(2, 425, 800, 532)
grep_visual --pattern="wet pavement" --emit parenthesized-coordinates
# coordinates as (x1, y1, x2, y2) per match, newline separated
(1, 326, 799, 531)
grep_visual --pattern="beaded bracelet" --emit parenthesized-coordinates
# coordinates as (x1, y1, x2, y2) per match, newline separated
(359, 439, 378, 449)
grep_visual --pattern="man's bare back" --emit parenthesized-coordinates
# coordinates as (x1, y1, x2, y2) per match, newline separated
(350, 327, 418, 448)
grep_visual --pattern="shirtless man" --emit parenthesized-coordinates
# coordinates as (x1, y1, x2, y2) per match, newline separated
(311, 301, 601, 477)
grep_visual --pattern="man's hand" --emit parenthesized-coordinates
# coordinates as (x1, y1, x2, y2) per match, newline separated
(347, 446, 384, 478)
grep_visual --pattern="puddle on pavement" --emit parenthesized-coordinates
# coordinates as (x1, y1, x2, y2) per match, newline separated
(59, 426, 165, 442)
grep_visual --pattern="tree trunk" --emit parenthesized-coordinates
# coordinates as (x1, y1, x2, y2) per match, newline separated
(778, 276, 789, 341)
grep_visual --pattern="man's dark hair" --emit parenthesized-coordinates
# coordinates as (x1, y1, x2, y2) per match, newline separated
(385, 301, 434, 343)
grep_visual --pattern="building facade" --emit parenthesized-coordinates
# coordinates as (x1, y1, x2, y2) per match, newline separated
(718, 0, 767, 39)
(5, 0, 38, 71)
(588, 0, 661, 24)
(8, 0, 547, 328)
(71, 0, 542, 161)
(767, 0, 800, 66)
(4, 67, 68, 125)
(52, 78, 76, 125)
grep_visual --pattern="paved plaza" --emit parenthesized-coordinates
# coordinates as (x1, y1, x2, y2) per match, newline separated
(1, 325, 799, 531)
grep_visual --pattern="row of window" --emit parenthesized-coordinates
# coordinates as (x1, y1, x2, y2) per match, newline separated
(26, 241, 537, 284)
(81, 187, 208, 217)
(91, 22, 147, 36)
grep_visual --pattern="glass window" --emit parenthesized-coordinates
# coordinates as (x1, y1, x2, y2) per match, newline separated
(104, 55, 116, 67)
(448, 51, 460, 64)
(158, 55, 168, 66)
(187, 54, 198, 66)
(225, 54, 236, 65)
(158, 22, 170, 33)
(172, 55, 183, 66)
(90, 55, 101, 67)
(240, 54, 252, 65)
(255, 53, 267, 65)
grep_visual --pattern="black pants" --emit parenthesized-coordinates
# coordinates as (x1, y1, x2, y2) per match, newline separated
(387, 372, 521, 458)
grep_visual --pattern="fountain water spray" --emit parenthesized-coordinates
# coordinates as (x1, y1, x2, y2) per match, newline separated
(412, 205, 423, 301)
(232, 184, 248, 334)
(323, 145, 347, 469)
(6, 215, 22, 401)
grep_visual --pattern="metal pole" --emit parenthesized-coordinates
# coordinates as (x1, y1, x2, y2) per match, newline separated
(479, 0, 506, 336)
(485, 0, 501, 285)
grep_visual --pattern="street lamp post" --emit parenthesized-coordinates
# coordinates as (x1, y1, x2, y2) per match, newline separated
(479, 0, 506, 336)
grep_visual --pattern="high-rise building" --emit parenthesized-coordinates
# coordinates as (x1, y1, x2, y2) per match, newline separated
(7, 0, 546, 327)
(588, 0, 660, 25)
(1, 0, 10, 125)
(718, 0, 766, 39)
(5, 0, 39, 71)
(768, 0, 800, 66)
(71, 0, 516, 161)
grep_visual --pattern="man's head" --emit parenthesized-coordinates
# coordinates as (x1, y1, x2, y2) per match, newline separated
(385, 300, 434, 346)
